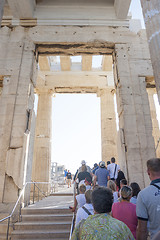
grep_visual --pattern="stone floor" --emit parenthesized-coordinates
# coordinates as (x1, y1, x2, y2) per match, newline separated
(28, 184, 74, 209)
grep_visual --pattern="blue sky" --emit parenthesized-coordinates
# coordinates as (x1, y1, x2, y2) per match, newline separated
(51, 0, 146, 174)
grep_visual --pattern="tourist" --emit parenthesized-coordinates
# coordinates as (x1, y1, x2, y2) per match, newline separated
(112, 186, 137, 239)
(130, 182, 141, 205)
(116, 170, 126, 190)
(94, 161, 109, 187)
(107, 161, 111, 166)
(120, 179, 128, 188)
(76, 165, 92, 186)
(107, 180, 118, 203)
(84, 176, 92, 190)
(70, 184, 86, 212)
(136, 158, 160, 240)
(78, 160, 92, 173)
(107, 157, 120, 181)
(75, 190, 94, 226)
(71, 187, 134, 240)
(64, 169, 68, 183)
(152, 231, 160, 240)
(66, 170, 72, 188)
(92, 163, 99, 175)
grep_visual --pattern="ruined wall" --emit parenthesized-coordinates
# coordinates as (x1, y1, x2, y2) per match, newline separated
(0, 24, 157, 203)
(0, 26, 37, 202)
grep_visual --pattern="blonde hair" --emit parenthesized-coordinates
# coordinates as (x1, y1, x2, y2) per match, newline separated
(107, 180, 116, 192)
(79, 184, 86, 193)
(85, 190, 92, 203)
(121, 186, 132, 201)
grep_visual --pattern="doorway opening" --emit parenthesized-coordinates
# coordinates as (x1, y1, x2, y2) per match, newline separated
(51, 93, 102, 176)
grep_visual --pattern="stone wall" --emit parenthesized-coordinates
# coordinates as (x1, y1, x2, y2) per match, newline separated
(0, 24, 157, 203)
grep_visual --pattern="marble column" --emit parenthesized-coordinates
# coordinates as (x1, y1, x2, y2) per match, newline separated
(115, 44, 156, 188)
(140, 0, 160, 101)
(100, 88, 118, 164)
(32, 90, 52, 195)
(147, 88, 160, 158)
(0, 0, 5, 27)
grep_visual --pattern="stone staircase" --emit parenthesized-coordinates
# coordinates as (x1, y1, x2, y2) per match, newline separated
(11, 208, 73, 239)
(0, 213, 10, 240)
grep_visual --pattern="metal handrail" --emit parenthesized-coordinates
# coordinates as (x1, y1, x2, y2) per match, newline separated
(69, 182, 76, 240)
(0, 181, 51, 240)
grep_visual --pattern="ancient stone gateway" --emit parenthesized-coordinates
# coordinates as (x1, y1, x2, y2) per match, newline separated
(0, 0, 160, 204)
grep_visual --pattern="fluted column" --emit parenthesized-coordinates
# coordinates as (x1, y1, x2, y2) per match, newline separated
(147, 88, 160, 158)
(32, 90, 52, 194)
(100, 88, 118, 164)
(140, 0, 160, 101)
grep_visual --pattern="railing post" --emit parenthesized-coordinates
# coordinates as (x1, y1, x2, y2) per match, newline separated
(6, 217, 10, 240)
(19, 203, 22, 222)
(33, 183, 35, 204)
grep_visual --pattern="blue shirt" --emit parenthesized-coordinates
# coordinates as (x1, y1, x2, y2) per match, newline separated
(95, 168, 109, 187)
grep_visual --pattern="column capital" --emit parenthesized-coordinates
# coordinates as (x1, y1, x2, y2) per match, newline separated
(147, 87, 157, 95)
(35, 88, 55, 96)
(98, 88, 115, 97)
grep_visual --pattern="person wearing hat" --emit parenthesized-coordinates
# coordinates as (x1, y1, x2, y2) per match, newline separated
(112, 185, 138, 239)
(94, 161, 109, 187)
(78, 160, 92, 174)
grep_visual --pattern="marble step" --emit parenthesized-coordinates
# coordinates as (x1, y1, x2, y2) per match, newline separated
(21, 213, 73, 222)
(11, 229, 70, 239)
(14, 221, 71, 230)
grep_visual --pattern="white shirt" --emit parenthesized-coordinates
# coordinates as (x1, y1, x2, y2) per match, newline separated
(113, 191, 119, 203)
(76, 194, 86, 209)
(107, 163, 120, 179)
(75, 203, 94, 226)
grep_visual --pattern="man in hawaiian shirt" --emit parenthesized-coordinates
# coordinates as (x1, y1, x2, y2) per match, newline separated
(71, 187, 134, 240)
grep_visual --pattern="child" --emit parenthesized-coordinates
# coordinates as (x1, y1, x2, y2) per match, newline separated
(70, 184, 86, 212)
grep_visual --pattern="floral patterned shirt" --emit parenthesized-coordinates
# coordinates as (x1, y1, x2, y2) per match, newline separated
(71, 213, 135, 240)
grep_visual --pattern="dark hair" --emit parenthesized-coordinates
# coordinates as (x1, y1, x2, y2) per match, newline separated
(85, 190, 92, 203)
(120, 179, 127, 186)
(147, 158, 160, 172)
(130, 182, 141, 197)
(94, 163, 98, 168)
(111, 157, 115, 163)
(92, 187, 113, 213)
(107, 161, 111, 165)
(116, 171, 126, 190)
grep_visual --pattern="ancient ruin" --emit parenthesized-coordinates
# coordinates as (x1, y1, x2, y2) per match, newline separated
(0, 0, 160, 206)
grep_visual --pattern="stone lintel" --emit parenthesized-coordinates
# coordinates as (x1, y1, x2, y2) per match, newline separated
(36, 71, 108, 89)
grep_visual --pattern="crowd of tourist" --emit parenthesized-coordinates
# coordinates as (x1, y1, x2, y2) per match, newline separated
(70, 157, 160, 240)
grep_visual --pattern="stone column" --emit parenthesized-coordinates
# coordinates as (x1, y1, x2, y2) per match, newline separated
(115, 44, 156, 188)
(0, 27, 37, 202)
(0, 0, 5, 27)
(140, 0, 160, 101)
(32, 90, 52, 195)
(100, 88, 118, 164)
(147, 88, 160, 158)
